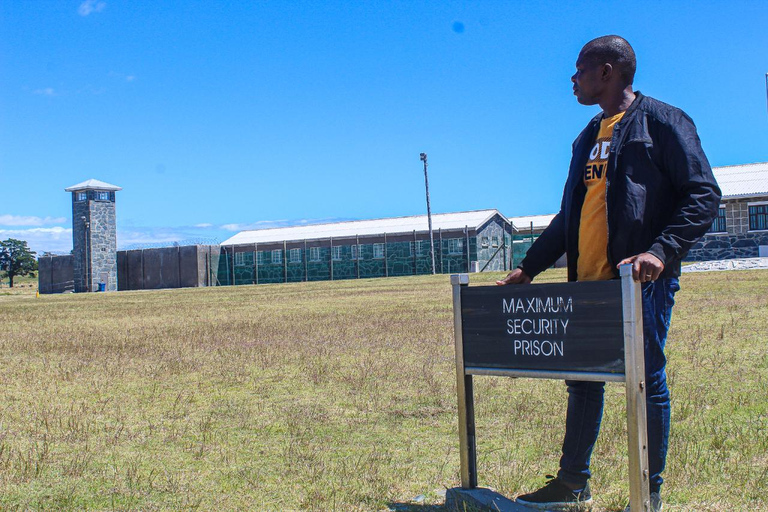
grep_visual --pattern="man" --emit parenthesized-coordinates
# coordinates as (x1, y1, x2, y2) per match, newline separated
(497, 36, 721, 511)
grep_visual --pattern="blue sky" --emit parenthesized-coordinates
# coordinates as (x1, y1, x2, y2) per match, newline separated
(2, 1, 767, 253)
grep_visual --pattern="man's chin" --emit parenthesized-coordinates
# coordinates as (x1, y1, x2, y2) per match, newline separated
(576, 96, 599, 106)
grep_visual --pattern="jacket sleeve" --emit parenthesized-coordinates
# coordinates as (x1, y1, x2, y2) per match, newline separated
(519, 202, 567, 280)
(646, 111, 722, 265)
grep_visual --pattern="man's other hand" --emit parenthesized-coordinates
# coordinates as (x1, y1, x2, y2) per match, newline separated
(496, 268, 532, 286)
(617, 252, 665, 283)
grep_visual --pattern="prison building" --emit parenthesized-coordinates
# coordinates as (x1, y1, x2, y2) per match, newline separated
(216, 209, 515, 285)
(688, 162, 768, 260)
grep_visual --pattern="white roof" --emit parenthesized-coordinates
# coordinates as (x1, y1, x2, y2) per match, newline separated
(713, 162, 768, 199)
(65, 179, 122, 192)
(508, 214, 557, 231)
(221, 209, 508, 246)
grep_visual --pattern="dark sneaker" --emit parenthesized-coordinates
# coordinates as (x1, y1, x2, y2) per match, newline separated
(515, 475, 592, 510)
(623, 492, 662, 512)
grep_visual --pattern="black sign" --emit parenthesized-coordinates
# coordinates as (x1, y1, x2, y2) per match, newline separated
(461, 281, 624, 374)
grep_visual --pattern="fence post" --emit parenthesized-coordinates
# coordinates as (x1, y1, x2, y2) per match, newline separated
(356, 234, 360, 279)
(465, 225, 470, 273)
(384, 232, 388, 277)
(451, 273, 476, 488)
(329, 237, 334, 281)
(283, 241, 288, 283)
(254, 243, 258, 285)
(621, 264, 650, 511)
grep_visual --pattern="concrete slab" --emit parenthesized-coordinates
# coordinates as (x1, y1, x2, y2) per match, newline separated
(445, 487, 538, 512)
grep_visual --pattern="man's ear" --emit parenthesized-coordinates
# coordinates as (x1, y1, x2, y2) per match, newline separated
(601, 63, 613, 81)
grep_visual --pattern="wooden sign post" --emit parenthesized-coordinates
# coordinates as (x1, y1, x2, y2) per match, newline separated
(451, 264, 650, 511)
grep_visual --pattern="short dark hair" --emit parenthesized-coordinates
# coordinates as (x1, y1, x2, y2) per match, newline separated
(580, 35, 636, 85)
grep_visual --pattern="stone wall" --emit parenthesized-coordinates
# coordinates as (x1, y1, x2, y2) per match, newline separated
(476, 216, 513, 272)
(686, 232, 768, 261)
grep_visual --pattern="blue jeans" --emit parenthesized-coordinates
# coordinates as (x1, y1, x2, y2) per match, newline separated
(557, 278, 680, 494)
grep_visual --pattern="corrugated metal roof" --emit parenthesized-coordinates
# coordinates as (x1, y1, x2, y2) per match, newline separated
(221, 209, 507, 246)
(508, 214, 557, 231)
(65, 179, 122, 192)
(713, 162, 768, 199)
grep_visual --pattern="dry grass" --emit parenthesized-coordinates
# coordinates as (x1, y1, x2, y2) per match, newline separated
(0, 269, 765, 511)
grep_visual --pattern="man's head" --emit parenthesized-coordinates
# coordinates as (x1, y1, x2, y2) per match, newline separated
(571, 35, 636, 106)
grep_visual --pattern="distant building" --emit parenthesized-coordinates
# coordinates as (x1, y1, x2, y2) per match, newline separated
(65, 179, 121, 292)
(217, 209, 516, 284)
(689, 162, 768, 260)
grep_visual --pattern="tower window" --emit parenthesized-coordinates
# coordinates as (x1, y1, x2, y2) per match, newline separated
(76, 192, 87, 202)
(96, 191, 109, 201)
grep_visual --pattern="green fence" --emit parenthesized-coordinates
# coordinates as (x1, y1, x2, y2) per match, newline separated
(216, 238, 477, 286)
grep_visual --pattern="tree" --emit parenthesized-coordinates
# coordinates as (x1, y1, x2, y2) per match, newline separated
(0, 239, 37, 288)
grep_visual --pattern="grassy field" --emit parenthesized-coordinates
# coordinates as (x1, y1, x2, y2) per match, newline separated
(0, 269, 766, 511)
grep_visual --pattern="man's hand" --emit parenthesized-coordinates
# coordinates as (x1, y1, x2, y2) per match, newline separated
(617, 252, 664, 283)
(496, 268, 532, 286)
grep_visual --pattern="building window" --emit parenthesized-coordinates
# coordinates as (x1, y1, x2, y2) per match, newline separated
(271, 249, 282, 264)
(481, 237, 489, 248)
(310, 247, 321, 261)
(351, 244, 362, 260)
(708, 207, 727, 233)
(373, 243, 384, 259)
(289, 248, 301, 263)
(256, 251, 265, 265)
(96, 191, 109, 201)
(749, 203, 768, 231)
(491, 236, 499, 248)
(448, 238, 464, 255)
(332, 245, 342, 261)
(234, 252, 244, 266)
(76, 192, 87, 202)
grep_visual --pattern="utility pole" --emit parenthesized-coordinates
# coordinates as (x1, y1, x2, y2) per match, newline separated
(420, 153, 436, 274)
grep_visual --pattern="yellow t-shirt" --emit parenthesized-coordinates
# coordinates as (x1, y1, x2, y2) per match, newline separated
(577, 111, 625, 281)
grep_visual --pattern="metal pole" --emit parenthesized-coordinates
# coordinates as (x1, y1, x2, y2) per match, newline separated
(412, 230, 417, 275)
(621, 264, 650, 512)
(451, 273, 476, 488)
(304, 239, 308, 282)
(356, 234, 360, 279)
(231, 245, 235, 286)
(329, 237, 334, 281)
(420, 153, 436, 274)
(283, 241, 287, 283)
(765, 72, 768, 118)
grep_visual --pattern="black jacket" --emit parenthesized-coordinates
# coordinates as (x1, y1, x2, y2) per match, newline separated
(520, 92, 722, 281)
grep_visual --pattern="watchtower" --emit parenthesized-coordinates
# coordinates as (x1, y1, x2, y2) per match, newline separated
(65, 179, 122, 292)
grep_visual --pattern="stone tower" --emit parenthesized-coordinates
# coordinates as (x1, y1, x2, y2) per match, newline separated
(65, 179, 122, 292)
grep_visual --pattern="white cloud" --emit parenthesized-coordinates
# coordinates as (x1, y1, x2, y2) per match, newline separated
(33, 87, 56, 96)
(194, 223, 213, 228)
(0, 215, 67, 227)
(0, 227, 72, 254)
(78, 0, 106, 16)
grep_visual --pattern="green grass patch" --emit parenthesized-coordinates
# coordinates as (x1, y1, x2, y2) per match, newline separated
(0, 269, 765, 511)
